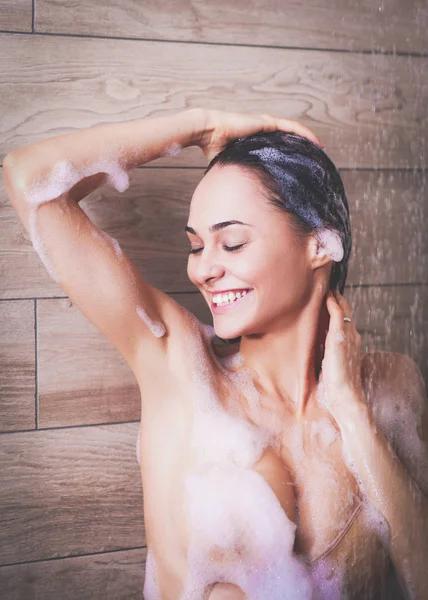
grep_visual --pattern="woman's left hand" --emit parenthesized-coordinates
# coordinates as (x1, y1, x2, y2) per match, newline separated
(319, 290, 366, 419)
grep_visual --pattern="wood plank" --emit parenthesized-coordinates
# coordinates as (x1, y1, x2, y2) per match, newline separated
(0, 547, 146, 600)
(35, 0, 428, 55)
(0, 300, 35, 432)
(0, 34, 427, 169)
(1, 168, 427, 300)
(343, 170, 428, 285)
(0, 0, 32, 32)
(37, 293, 210, 428)
(0, 423, 145, 565)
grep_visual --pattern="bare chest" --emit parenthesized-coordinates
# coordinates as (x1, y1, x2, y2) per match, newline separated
(138, 349, 364, 600)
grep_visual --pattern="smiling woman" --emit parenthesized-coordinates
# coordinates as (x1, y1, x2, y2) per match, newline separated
(4, 108, 427, 600)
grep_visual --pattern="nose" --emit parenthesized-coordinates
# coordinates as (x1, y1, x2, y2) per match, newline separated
(192, 250, 225, 286)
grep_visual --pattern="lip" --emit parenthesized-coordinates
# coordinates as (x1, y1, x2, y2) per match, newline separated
(210, 289, 253, 314)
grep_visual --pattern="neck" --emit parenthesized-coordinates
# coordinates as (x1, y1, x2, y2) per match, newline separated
(238, 290, 330, 420)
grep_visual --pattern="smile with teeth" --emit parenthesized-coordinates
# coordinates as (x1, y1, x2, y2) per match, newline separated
(212, 289, 250, 306)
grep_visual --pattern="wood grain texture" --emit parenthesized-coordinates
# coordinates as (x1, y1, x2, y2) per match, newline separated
(34, 0, 428, 55)
(0, 422, 145, 565)
(0, 0, 32, 32)
(37, 293, 211, 428)
(0, 33, 427, 169)
(0, 300, 35, 432)
(343, 170, 428, 284)
(1, 168, 427, 301)
(0, 547, 146, 600)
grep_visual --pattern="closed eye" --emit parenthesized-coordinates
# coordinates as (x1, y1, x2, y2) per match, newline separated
(188, 244, 245, 255)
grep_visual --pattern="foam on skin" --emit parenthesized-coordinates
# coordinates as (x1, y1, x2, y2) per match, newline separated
(136, 306, 166, 338)
(315, 229, 344, 263)
(25, 158, 131, 206)
(143, 317, 415, 597)
(164, 142, 183, 157)
(143, 546, 161, 600)
(141, 317, 315, 599)
(23, 157, 131, 282)
(247, 147, 345, 264)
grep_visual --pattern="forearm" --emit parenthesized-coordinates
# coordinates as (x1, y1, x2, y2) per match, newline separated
(334, 395, 428, 600)
(2, 108, 206, 205)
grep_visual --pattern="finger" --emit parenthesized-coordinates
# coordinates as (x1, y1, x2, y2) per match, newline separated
(326, 291, 344, 321)
(248, 113, 324, 147)
(333, 290, 352, 315)
(276, 118, 324, 147)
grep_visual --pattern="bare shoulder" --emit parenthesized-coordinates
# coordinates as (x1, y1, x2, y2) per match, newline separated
(361, 351, 428, 496)
(361, 351, 427, 404)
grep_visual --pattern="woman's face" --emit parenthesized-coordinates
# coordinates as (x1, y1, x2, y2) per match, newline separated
(186, 164, 316, 340)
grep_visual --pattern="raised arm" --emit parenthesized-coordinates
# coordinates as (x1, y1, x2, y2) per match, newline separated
(2, 109, 208, 381)
(2, 108, 323, 388)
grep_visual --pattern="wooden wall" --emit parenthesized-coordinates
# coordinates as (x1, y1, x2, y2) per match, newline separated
(0, 1, 427, 598)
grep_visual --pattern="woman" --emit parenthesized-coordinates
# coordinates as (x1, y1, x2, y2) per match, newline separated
(3, 108, 428, 599)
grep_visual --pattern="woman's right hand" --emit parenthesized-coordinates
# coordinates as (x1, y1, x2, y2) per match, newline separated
(198, 109, 324, 162)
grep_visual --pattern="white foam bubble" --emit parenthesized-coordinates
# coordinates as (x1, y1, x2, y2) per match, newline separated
(311, 418, 339, 450)
(248, 147, 284, 162)
(25, 158, 130, 206)
(91, 229, 124, 258)
(136, 306, 166, 338)
(360, 500, 390, 552)
(143, 546, 161, 600)
(316, 229, 344, 262)
(182, 463, 313, 599)
(164, 320, 315, 598)
(164, 142, 182, 157)
(334, 330, 346, 344)
(309, 557, 346, 600)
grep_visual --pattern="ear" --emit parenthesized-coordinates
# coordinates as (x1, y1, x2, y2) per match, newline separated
(307, 235, 333, 269)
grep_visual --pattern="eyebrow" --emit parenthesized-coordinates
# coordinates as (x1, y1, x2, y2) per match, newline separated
(185, 220, 252, 235)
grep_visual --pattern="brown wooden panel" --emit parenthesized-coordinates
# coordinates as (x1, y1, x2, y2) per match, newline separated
(0, 547, 146, 600)
(1, 168, 427, 301)
(37, 292, 210, 428)
(0, 34, 427, 169)
(0, 422, 145, 565)
(0, 300, 35, 431)
(344, 170, 428, 285)
(0, 0, 32, 32)
(35, 0, 428, 55)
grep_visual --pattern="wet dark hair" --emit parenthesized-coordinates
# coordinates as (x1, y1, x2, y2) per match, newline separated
(205, 131, 352, 294)
(204, 131, 352, 345)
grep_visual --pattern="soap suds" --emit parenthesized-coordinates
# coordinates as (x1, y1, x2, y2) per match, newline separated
(164, 142, 182, 157)
(25, 157, 130, 207)
(91, 229, 124, 258)
(247, 146, 345, 264)
(182, 464, 313, 600)
(24, 157, 130, 281)
(311, 418, 339, 450)
(136, 306, 166, 338)
(316, 229, 344, 262)
(143, 546, 161, 600)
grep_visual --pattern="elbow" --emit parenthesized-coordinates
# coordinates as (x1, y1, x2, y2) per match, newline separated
(2, 151, 31, 208)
